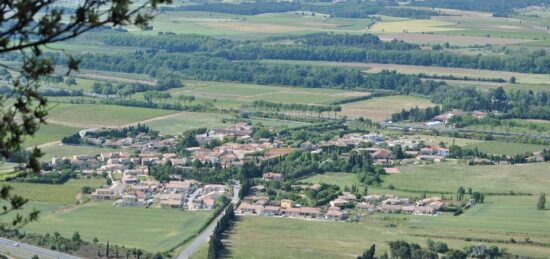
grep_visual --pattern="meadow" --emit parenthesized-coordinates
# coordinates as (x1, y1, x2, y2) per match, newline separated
(145, 111, 232, 135)
(8, 178, 106, 204)
(385, 163, 550, 194)
(340, 95, 434, 120)
(23, 202, 213, 253)
(39, 144, 120, 161)
(46, 103, 176, 128)
(463, 141, 547, 156)
(167, 80, 369, 108)
(224, 200, 550, 259)
(23, 123, 81, 148)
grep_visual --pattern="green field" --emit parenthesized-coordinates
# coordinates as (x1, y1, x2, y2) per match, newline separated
(340, 95, 434, 120)
(464, 141, 547, 156)
(39, 144, 120, 161)
(129, 11, 376, 39)
(24, 202, 212, 253)
(47, 103, 176, 128)
(385, 163, 550, 194)
(145, 111, 232, 135)
(8, 178, 105, 204)
(167, 80, 369, 108)
(225, 199, 550, 258)
(23, 123, 81, 148)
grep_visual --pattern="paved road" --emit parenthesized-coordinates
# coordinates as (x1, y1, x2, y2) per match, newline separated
(0, 237, 81, 259)
(177, 183, 240, 259)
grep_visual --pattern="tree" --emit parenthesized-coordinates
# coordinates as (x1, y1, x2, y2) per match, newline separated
(357, 244, 376, 259)
(0, 0, 171, 227)
(65, 77, 77, 88)
(537, 193, 546, 210)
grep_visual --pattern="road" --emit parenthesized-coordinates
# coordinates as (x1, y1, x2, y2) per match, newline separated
(0, 237, 81, 259)
(177, 183, 240, 259)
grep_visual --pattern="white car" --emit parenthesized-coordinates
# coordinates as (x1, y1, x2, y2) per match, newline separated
(13, 243, 19, 247)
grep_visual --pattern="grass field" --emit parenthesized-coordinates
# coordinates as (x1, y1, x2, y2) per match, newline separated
(385, 163, 550, 194)
(340, 95, 434, 120)
(8, 178, 105, 204)
(464, 141, 547, 156)
(23, 123, 81, 148)
(24, 202, 213, 253)
(145, 111, 232, 135)
(39, 144, 120, 161)
(225, 202, 550, 258)
(163, 80, 370, 109)
(47, 103, 176, 128)
(129, 11, 376, 39)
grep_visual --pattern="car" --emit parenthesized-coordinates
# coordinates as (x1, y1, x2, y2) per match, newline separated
(13, 242, 19, 247)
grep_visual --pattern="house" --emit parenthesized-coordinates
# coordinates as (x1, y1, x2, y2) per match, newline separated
(356, 202, 377, 212)
(325, 207, 347, 221)
(263, 172, 284, 181)
(282, 207, 321, 218)
(380, 204, 401, 213)
(371, 149, 393, 164)
(114, 194, 144, 207)
(280, 199, 294, 209)
(262, 206, 281, 216)
(204, 184, 227, 194)
(237, 202, 263, 215)
(159, 193, 184, 208)
(92, 188, 116, 200)
(122, 175, 138, 184)
(165, 180, 195, 193)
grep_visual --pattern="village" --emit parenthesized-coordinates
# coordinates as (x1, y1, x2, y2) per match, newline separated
(33, 116, 545, 219)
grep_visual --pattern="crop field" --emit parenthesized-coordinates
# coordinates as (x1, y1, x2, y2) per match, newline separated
(129, 11, 376, 39)
(340, 95, 434, 120)
(23, 123, 81, 148)
(8, 178, 105, 204)
(166, 80, 369, 108)
(144, 111, 232, 135)
(369, 19, 460, 33)
(23, 202, 213, 253)
(47, 103, 176, 128)
(385, 163, 550, 194)
(464, 141, 547, 156)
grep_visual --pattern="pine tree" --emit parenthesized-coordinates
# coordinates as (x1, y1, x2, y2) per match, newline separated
(537, 193, 546, 210)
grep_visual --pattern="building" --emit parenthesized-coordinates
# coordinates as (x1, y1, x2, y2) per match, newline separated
(282, 207, 321, 218)
(159, 193, 184, 209)
(92, 188, 116, 200)
(325, 207, 347, 221)
(262, 172, 284, 181)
